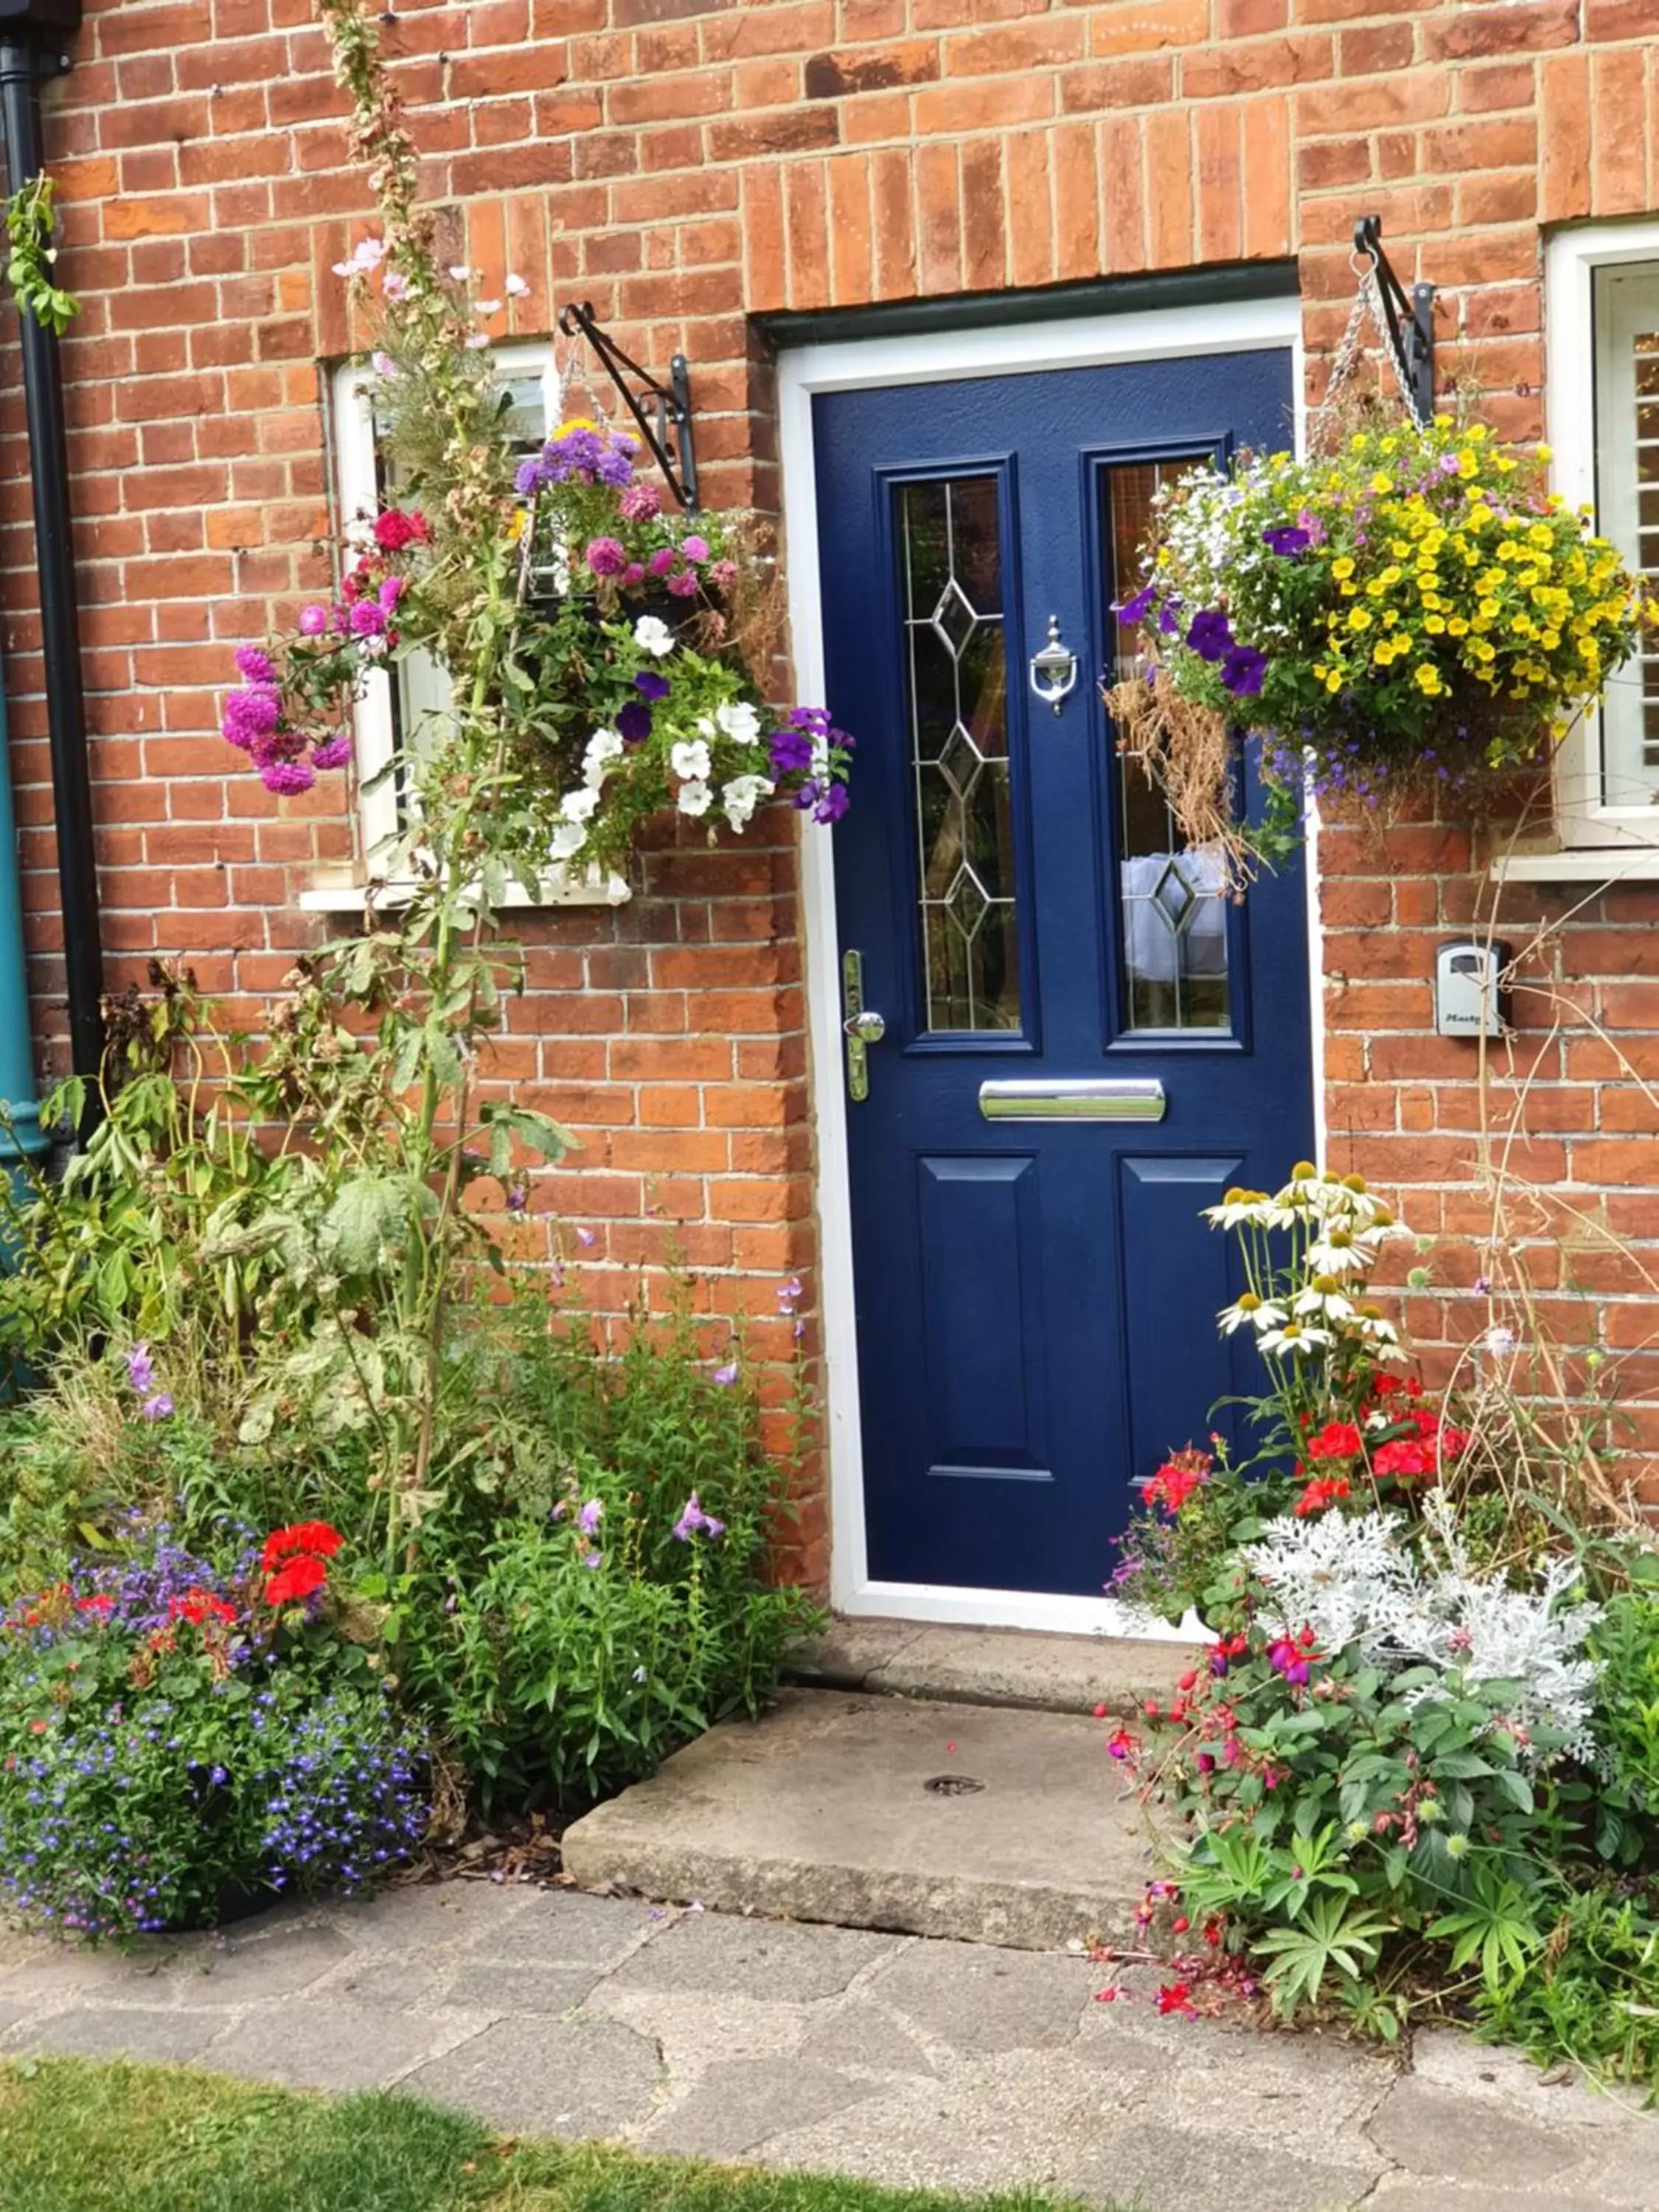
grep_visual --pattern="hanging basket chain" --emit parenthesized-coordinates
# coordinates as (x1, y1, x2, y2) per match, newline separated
(1306, 249, 1424, 453)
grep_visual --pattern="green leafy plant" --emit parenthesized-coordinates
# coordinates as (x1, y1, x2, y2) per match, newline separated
(4, 173, 75, 335)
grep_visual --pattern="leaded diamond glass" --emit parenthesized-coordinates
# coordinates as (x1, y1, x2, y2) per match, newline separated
(898, 476, 1019, 1032)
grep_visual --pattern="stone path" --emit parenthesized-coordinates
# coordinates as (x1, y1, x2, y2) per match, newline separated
(2, 1885, 1655, 2211)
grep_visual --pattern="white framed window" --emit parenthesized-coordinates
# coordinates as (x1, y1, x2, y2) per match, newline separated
(306, 344, 628, 911)
(1543, 221, 1659, 854)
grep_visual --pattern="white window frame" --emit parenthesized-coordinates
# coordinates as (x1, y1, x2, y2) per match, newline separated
(301, 343, 628, 912)
(1541, 220, 1659, 859)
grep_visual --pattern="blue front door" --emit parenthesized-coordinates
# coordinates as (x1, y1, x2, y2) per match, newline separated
(816, 349, 1315, 1599)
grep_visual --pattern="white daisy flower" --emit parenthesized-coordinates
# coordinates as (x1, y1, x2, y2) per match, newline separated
(1202, 1188, 1275, 1230)
(670, 738, 711, 783)
(1217, 1293, 1287, 1336)
(1255, 1321, 1335, 1357)
(634, 615, 675, 656)
(677, 779, 712, 817)
(1353, 1312, 1401, 1346)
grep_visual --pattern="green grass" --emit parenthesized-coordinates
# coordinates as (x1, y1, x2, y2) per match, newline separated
(0, 2060, 1095, 2212)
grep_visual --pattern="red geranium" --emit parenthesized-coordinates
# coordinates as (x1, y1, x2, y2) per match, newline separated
(260, 1521, 344, 1573)
(1305, 1421, 1363, 1461)
(169, 1588, 237, 1629)
(1295, 1475, 1352, 1517)
(265, 1554, 329, 1607)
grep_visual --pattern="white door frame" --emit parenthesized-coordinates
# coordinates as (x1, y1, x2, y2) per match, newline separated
(776, 296, 1316, 1635)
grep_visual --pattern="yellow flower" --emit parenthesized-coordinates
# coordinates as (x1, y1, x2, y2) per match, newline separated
(1348, 607, 1374, 631)
(1447, 616, 1470, 636)
(1424, 615, 1447, 634)
(1326, 672, 1342, 692)
(1458, 450, 1478, 478)
(1467, 504, 1493, 529)
(1331, 556, 1355, 580)
(1414, 664, 1443, 695)
(1528, 522, 1554, 549)
(1478, 598, 1500, 620)
(1370, 471, 1393, 494)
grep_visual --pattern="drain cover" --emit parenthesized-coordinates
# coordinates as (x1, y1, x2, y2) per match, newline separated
(923, 1773, 985, 1796)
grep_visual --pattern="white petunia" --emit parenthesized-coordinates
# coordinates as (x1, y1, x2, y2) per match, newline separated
(584, 728, 625, 788)
(716, 699, 762, 746)
(720, 772, 774, 831)
(560, 786, 600, 824)
(677, 779, 712, 817)
(670, 738, 711, 783)
(549, 821, 588, 860)
(634, 615, 675, 656)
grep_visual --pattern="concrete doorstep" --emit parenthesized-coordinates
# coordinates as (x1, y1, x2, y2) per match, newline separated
(560, 1686, 1161, 1950)
(787, 1618, 1189, 1717)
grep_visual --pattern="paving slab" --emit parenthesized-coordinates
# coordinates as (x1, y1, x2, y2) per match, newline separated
(400, 2011, 662, 2138)
(4, 1885, 1658, 2210)
(790, 1618, 1187, 1715)
(560, 1688, 1158, 1950)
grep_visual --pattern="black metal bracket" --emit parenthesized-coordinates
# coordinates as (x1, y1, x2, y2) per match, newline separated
(1354, 215, 1436, 427)
(555, 300, 698, 512)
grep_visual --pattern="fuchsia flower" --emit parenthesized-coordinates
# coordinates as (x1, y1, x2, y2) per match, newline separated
(647, 546, 677, 578)
(665, 570, 699, 598)
(619, 481, 661, 521)
(260, 760, 316, 796)
(298, 605, 330, 636)
(680, 535, 709, 563)
(310, 734, 353, 771)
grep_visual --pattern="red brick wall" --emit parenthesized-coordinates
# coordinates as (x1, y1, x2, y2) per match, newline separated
(3, 0, 1659, 1563)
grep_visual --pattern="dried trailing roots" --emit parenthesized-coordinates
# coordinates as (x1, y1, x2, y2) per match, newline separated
(1104, 667, 1256, 892)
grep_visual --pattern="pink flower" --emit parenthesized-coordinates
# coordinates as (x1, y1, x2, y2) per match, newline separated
(666, 569, 700, 598)
(585, 536, 629, 577)
(619, 482, 661, 521)
(260, 760, 316, 796)
(680, 535, 709, 563)
(647, 545, 678, 578)
(622, 562, 645, 585)
(382, 268, 410, 303)
(332, 236, 385, 279)
(708, 558, 738, 594)
(378, 574, 406, 610)
(310, 734, 353, 771)
(298, 605, 330, 636)
(349, 599, 387, 636)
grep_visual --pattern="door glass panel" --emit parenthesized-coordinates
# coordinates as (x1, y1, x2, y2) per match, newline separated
(899, 476, 1020, 1033)
(1104, 461, 1231, 1033)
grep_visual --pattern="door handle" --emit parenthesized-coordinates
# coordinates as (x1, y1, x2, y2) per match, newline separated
(841, 949, 883, 1102)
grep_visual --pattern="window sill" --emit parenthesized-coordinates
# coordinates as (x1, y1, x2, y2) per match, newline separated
(1490, 846, 1659, 886)
(296, 867, 632, 914)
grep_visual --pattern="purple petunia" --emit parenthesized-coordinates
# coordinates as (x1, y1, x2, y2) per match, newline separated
(635, 669, 670, 701)
(768, 727, 815, 777)
(1116, 583, 1156, 627)
(616, 700, 653, 744)
(1185, 608, 1235, 664)
(1220, 643, 1267, 698)
(1262, 525, 1311, 558)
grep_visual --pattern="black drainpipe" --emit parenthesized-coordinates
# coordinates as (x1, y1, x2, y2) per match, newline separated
(0, 0, 102, 1092)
